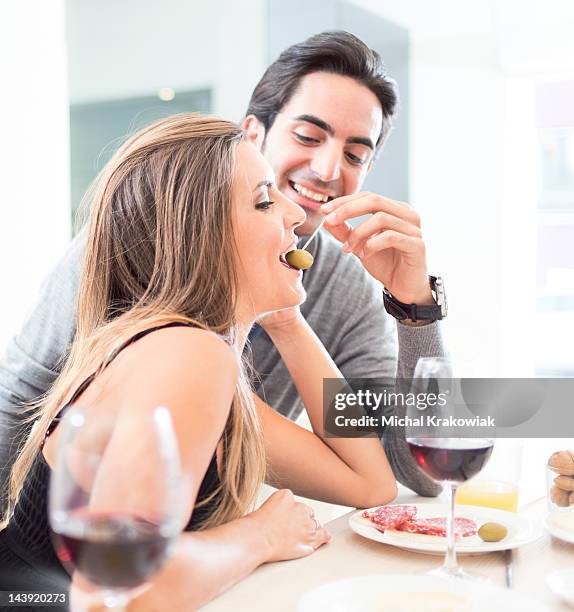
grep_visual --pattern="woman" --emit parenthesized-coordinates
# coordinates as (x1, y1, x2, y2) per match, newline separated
(0, 114, 396, 610)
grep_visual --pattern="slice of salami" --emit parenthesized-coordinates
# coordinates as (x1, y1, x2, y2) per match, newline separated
(396, 516, 477, 538)
(362, 504, 418, 530)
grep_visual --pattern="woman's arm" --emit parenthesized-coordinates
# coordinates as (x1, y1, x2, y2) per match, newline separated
(72, 489, 328, 611)
(259, 309, 397, 508)
(125, 489, 328, 611)
(128, 514, 268, 611)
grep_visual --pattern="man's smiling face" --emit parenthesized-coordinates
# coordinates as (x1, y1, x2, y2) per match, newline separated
(256, 71, 383, 235)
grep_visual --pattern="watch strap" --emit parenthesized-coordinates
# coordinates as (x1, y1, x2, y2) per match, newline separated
(383, 276, 446, 322)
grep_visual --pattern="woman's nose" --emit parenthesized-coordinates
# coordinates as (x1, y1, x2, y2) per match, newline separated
(283, 195, 306, 229)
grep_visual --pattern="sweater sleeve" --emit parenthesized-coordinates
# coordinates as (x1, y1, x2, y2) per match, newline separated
(0, 233, 84, 509)
(327, 266, 445, 498)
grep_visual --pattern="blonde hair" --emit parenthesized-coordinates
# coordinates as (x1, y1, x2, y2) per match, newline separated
(2, 113, 266, 531)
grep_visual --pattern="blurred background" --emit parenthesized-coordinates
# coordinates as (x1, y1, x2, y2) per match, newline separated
(1, 0, 573, 379)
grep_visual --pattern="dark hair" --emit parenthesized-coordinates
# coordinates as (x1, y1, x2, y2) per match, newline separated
(246, 30, 398, 150)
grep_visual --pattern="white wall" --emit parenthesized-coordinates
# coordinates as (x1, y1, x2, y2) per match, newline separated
(66, 0, 266, 122)
(350, 0, 574, 375)
(0, 0, 70, 348)
(409, 39, 506, 374)
(212, 0, 266, 122)
(66, 0, 219, 105)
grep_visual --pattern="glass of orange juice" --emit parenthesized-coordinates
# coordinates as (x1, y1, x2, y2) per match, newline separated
(456, 480, 519, 511)
(455, 440, 523, 512)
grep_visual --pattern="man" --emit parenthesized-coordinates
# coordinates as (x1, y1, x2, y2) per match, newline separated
(0, 31, 444, 505)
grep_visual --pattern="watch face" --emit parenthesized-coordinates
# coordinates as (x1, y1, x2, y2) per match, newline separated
(433, 277, 447, 317)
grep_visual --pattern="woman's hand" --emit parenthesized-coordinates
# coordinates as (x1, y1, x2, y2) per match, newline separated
(251, 489, 330, 562)
(257, 306, 304, 335)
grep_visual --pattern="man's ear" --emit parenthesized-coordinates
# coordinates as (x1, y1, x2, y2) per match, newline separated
(242, 115, 266, 151)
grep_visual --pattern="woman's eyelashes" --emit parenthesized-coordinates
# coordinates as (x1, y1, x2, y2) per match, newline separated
(255, 200, 275, 211)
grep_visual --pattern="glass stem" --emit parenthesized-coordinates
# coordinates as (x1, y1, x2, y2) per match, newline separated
(443, 483, 458, 572)
(103, 591, 128, 611)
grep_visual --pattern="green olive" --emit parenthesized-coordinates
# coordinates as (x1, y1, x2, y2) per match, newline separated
(478, 522, 508, 542)
(285, 249, 314, 270)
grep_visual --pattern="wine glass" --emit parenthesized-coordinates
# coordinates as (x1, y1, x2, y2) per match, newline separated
(49, 405, 184, 610)
(405, 357, 494, 581)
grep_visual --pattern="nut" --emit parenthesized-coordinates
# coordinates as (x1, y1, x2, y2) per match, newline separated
(548, 450, 574, 476)
(550, 485, 571, 507)
(554, 475, 574, 491)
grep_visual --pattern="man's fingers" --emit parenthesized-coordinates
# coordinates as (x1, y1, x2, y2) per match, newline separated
(344, 211, 421, 253)
(322, 217, 352, 244)
(324, 190, 408, 209)
(362, 231, 425, 259)
(322, 193, 420, 227)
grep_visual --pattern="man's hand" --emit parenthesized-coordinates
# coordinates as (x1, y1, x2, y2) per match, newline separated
(321, 193, 433, 305)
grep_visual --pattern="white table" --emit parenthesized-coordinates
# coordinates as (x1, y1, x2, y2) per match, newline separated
(203, 493, 574, 611)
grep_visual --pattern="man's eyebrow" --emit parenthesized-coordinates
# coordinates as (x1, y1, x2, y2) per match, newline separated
(293, 114, 334, 136)
(347, 136, 375, 151)
(252, 180, 273, 193)
(292, 114, 374, 150)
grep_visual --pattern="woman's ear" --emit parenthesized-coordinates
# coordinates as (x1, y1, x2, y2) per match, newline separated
(242, 115, 266, 151)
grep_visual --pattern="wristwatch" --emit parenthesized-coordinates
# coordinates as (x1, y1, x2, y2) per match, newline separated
(382, 276, 447, 322)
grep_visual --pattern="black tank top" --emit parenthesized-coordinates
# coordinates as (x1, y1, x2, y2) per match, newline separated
(0, 322, 221, 607)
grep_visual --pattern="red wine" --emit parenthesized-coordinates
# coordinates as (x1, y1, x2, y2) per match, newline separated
(53, 512, 173, 588)
(407, 437, 494, 483)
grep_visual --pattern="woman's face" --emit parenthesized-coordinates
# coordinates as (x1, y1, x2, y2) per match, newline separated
(232, 141, 307, 322)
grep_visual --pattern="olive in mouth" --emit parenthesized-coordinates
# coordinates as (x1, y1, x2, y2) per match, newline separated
(284, 250, 314, 270)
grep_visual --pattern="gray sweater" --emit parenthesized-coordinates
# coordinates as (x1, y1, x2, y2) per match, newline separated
(0, 230, 444, 506)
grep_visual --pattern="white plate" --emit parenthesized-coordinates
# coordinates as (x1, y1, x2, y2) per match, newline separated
(349, 503, 542, 554)
(543, 511, 574, 544)
(547, 569, 574, 606)
(298, 574, 548, 611)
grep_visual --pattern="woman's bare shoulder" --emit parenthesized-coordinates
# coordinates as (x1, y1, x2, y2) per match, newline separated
(132, 325, 237, 368)
(113, 325, 240, 409)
